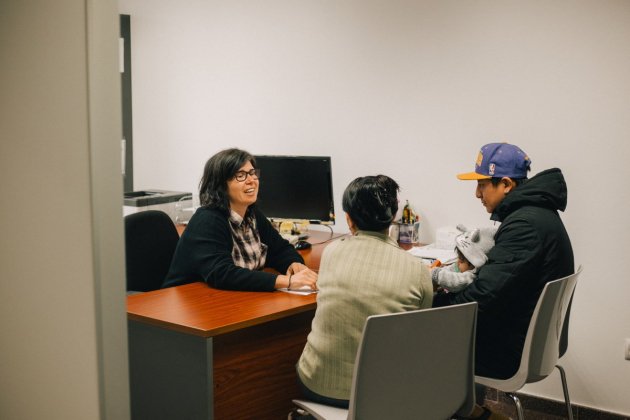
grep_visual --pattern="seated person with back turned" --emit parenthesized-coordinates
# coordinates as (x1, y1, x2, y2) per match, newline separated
(431, 224, 497, 292)
(296, 175, 434, 408)
(163, 148, 318, 291)
(433, 143, 574, 420)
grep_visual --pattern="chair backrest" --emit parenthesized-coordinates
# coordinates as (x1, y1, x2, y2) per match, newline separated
(520, 266, 582, 384)
(347, 302, 478, 420)
(124, 210, 180, 292)
(558, 279, 578, 358)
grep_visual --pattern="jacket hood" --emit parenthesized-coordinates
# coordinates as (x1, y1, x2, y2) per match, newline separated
(492, 168, 568, 222)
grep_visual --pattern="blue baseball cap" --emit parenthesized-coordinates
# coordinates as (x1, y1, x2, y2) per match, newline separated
(457, 143, 531, 180)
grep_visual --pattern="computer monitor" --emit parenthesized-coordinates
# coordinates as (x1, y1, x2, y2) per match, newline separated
(254, 155, 335, 225)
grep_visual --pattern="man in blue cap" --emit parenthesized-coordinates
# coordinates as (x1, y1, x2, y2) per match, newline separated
(434, 143, 574, 419)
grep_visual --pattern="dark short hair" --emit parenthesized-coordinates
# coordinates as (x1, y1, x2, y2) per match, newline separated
(489, 176, 527, 187)
(199, 148, 256, 213)
(342, 175, 400, 232)
(455, 247, 471, 267)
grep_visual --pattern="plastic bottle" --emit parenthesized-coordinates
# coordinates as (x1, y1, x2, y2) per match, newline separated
(402, 200, 410, 224)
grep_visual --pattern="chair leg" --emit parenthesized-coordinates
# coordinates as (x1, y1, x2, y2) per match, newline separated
(556, 365, 574, 420)
(506, 392, 525, 420)
(288, 408, 316, 420)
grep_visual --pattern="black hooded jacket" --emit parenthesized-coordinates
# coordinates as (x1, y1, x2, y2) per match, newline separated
(435, 168, 574, 379)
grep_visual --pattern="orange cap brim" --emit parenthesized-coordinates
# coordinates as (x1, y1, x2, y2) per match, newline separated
(456, 172, 491, 180)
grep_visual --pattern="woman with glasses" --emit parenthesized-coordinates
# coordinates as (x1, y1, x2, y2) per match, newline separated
(163, 148, 318, 291)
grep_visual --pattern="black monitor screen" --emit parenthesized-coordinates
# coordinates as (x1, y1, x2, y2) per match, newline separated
(254, 155, 335, 225)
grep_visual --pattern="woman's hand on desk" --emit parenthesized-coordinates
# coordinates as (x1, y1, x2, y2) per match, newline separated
(288, 262, 318, 290)
(276, 266, 318, 291)
(287, 262, 310, 275)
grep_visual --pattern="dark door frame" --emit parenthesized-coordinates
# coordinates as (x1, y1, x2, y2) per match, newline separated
(120, 14, 133, 192)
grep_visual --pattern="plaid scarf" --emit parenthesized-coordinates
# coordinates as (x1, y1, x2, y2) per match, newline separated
(228, 210, 268, 270)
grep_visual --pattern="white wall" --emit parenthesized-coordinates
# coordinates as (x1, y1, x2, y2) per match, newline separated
(0, 1, 129, 419)
(119, 0, 630, 415)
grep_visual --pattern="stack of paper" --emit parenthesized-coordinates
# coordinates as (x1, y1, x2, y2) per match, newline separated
(436, 226, 461, 250)
(407, 244, 457, 265)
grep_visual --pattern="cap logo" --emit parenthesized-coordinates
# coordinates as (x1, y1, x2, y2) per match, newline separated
(475, 151, 483, 166)
(489, 163, 496, 175)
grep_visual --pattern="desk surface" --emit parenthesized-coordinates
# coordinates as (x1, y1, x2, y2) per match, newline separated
(127, 283, 317, 337)
(127, 229, 345, 337)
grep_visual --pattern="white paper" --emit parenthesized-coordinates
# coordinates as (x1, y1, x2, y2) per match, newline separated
(277, 287, 318, 295)
(436, 226, 461, 250)
(407, 244, 457, 264)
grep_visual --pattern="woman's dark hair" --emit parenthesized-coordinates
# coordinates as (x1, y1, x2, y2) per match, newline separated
(342, 175, 400, 232)
(199, 148, 256, 213)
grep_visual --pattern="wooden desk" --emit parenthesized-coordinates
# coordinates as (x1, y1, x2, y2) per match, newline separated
(127, 230, 344, 420)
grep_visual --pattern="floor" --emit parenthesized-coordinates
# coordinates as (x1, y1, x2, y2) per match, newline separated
(290, 387, 630, 419)
(483, 388, 629, 420)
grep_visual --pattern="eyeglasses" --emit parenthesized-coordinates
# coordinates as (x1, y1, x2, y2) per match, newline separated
(233, 168, 261, 182)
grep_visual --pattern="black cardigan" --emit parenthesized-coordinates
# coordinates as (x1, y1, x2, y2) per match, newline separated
(163, 206, 303, 291)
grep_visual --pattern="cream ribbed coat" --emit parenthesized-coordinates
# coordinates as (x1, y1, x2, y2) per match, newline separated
(297, 230, 433, 400)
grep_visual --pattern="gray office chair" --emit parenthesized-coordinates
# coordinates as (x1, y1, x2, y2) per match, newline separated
(475, 266, 582, 420)
(555, 271, 579, 420)
(293, 302, 478, 420)
(124, 210, 180, 292)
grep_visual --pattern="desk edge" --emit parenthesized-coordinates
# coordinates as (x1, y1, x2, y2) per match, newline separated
(128, 301, 317, 338)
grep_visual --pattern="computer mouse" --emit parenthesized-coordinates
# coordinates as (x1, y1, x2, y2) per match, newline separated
(295, 240, 312, 250)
